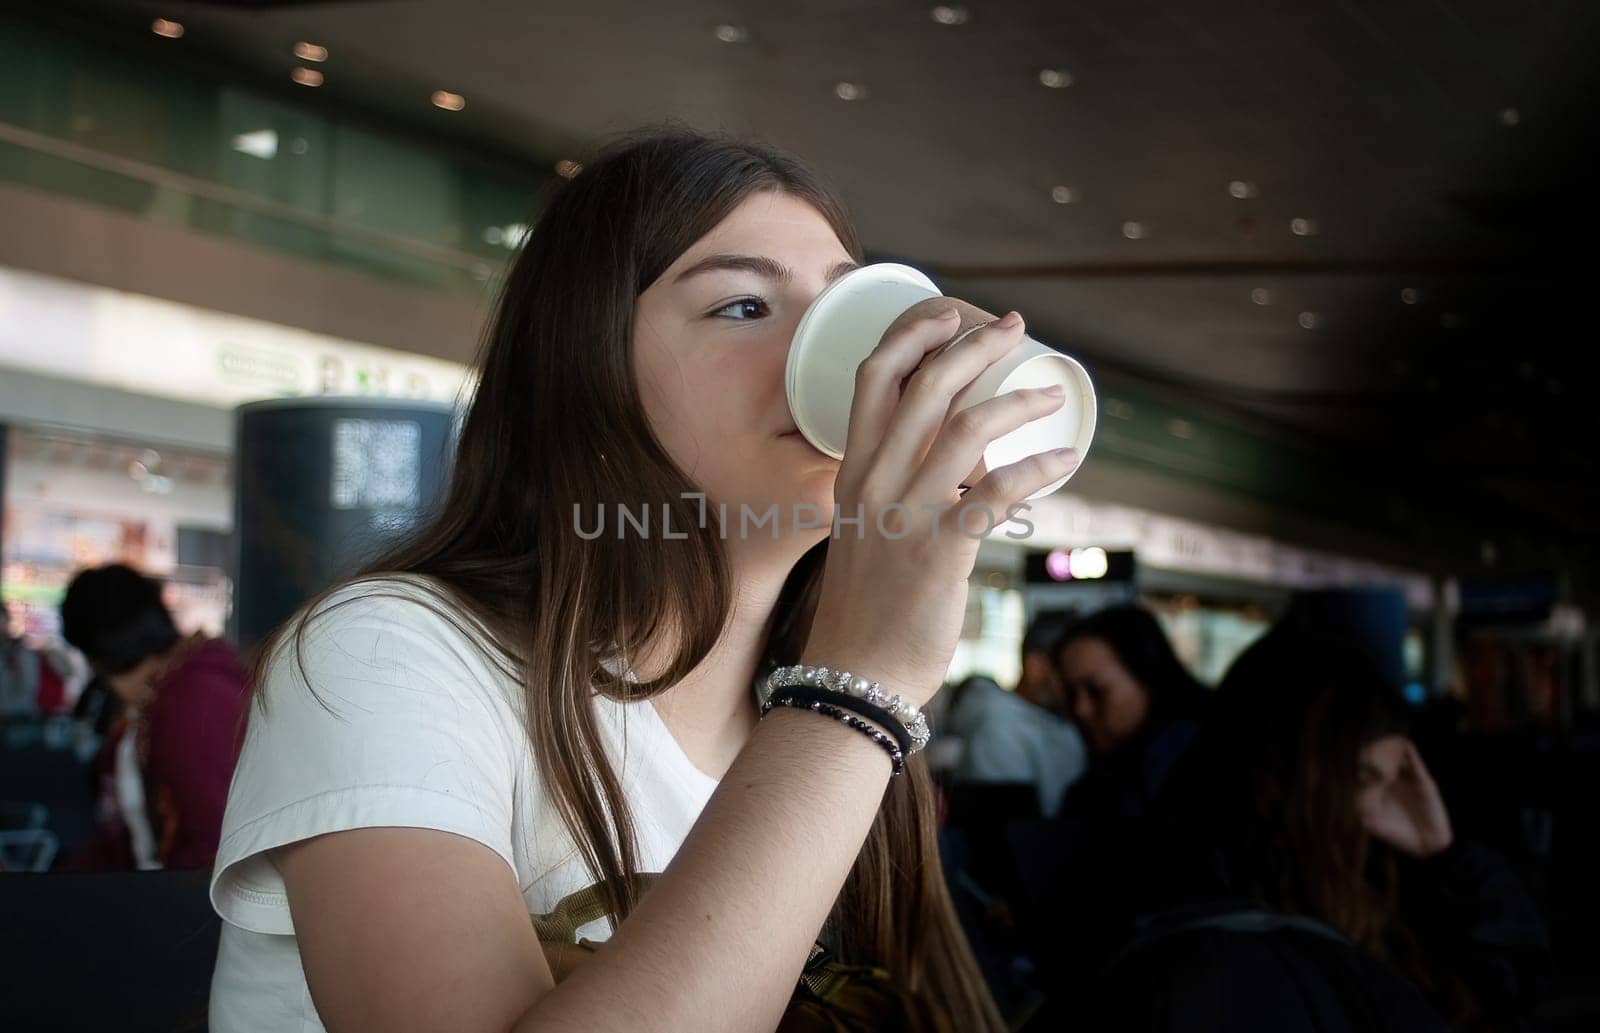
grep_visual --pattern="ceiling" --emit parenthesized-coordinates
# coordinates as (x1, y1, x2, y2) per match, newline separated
(29, 0, 1600, 578)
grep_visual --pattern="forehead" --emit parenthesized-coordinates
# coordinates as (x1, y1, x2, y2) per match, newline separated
(1060, 636, 1116, 670)
(663, 192, 848, 274)
(1361, 735, 1407, 766)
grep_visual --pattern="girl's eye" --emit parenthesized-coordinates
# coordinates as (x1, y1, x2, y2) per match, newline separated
(712, 297, 769, 321)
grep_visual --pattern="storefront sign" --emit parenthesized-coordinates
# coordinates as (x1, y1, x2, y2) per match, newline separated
(0, 265, 472, 409)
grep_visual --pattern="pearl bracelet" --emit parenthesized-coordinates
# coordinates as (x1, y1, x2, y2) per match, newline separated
(760, 664, 931, 753)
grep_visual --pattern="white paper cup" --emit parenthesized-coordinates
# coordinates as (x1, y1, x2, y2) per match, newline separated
(785, 263, 1096, 499)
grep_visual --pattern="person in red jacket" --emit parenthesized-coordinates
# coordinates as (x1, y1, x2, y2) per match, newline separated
(58, 564, 250, 871)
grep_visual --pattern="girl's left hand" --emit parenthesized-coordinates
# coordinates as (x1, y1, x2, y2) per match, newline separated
(1357, 738, 1455, 858)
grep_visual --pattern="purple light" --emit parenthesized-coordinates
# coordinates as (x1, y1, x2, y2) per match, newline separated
(1045, 549, 1073, 581)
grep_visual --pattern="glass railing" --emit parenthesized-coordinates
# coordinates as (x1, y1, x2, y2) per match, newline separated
(0, 14, 544, 296)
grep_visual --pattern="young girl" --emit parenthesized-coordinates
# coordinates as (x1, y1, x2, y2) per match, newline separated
(207, 129, 1078, 1033)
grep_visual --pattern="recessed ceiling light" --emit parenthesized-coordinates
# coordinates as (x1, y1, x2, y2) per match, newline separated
(293, 42, 328, 62)
(1121, 220, 1146, 239)
(431, 90, 466, 111)
(1038, 68, 1073, 89)
(1499, 106, 1520, 126)
(714, 24, 747, 43)
(554, 159, 583, 178)
(151, 19, 183, 39)
(931, 5, 970, 25)
(834, 82, 866, 101)
(1228, 180, 1258, 199)
(1400, 287, 1419, 305)
(1298, 311, 1320, 329)
(1290, 217, 1317, 236)
(1051, 186, 1077, 204)
(290, 67, 324, 87)
(1250, 288, 1271, 305)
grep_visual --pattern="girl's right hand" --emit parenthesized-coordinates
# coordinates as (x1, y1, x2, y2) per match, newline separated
(800, 303, 1081, 707)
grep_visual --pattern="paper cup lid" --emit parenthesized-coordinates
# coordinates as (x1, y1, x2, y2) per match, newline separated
(786, 263, 940, 459)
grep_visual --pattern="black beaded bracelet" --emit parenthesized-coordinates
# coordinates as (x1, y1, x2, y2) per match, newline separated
(765, 684, 915, 759)
(763, 696, 906, 775)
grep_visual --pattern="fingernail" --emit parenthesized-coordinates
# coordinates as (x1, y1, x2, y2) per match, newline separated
(1050, 447, 1078, 461)
(938, 306, 961, 320)
(999, 311, 1022, 328)
(1042, 384, 1066, 397)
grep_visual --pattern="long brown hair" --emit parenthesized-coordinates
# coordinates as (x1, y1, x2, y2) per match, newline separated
(258, 128, 1002, 1031)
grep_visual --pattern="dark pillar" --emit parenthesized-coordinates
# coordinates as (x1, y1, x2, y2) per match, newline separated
(232, 398, 455, 652)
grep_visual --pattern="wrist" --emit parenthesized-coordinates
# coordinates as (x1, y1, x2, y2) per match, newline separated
(766, 662, 930, 755)
(795, 649, 932, 709)
(756, 704, 899, 778)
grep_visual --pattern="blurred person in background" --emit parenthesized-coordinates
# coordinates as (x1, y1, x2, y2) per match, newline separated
(2, 602, 83, 717)
(937, 619, 1088, 1015)
(944, 612, 1087, 818)
(1069, 622, 1549, 1033)
(1054, 604, 1210, 821)
(57, 563, 249, 871)
(1008, 605, 1212, 1012)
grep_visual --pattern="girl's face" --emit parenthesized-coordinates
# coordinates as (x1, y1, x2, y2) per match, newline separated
(633, 192, 857, 542)
(1059, 636, 1152, 755)
(1356, 734, 1408, 810)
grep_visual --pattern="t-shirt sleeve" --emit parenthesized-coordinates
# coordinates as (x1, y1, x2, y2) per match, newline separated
(209, 585, 522, 935)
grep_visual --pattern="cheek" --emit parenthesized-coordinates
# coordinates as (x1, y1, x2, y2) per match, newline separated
(637, 344, 766, 465)
(1107, 685, 1150, 731)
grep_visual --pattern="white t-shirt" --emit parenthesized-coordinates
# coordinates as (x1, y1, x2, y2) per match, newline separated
(207, 577, 720, 1033)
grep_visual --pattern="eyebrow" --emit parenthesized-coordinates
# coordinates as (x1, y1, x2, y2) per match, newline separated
(672, 253, 861, 287)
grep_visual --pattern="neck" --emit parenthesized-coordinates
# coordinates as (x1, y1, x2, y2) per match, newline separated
(648, 535, 818, 779)
(155, 635, 199, 677)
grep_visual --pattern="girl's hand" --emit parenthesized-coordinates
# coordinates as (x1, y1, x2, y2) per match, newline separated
(802, 305, 1079, 706)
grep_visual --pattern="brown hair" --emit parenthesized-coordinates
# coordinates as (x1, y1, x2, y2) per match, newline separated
(257, 127, 1002, 1031)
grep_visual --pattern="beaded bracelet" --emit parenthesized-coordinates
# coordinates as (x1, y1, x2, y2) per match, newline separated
(767, 684, 914, 759)
(763, 696, 906, 775)
(761, 664, 931, 752)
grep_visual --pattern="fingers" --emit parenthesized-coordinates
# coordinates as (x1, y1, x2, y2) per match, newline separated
(867, 314, 1029, 491)
(840, 307, 962, 480)
(956, 445, 1082, 520)
(905, 386, 1069, 505)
